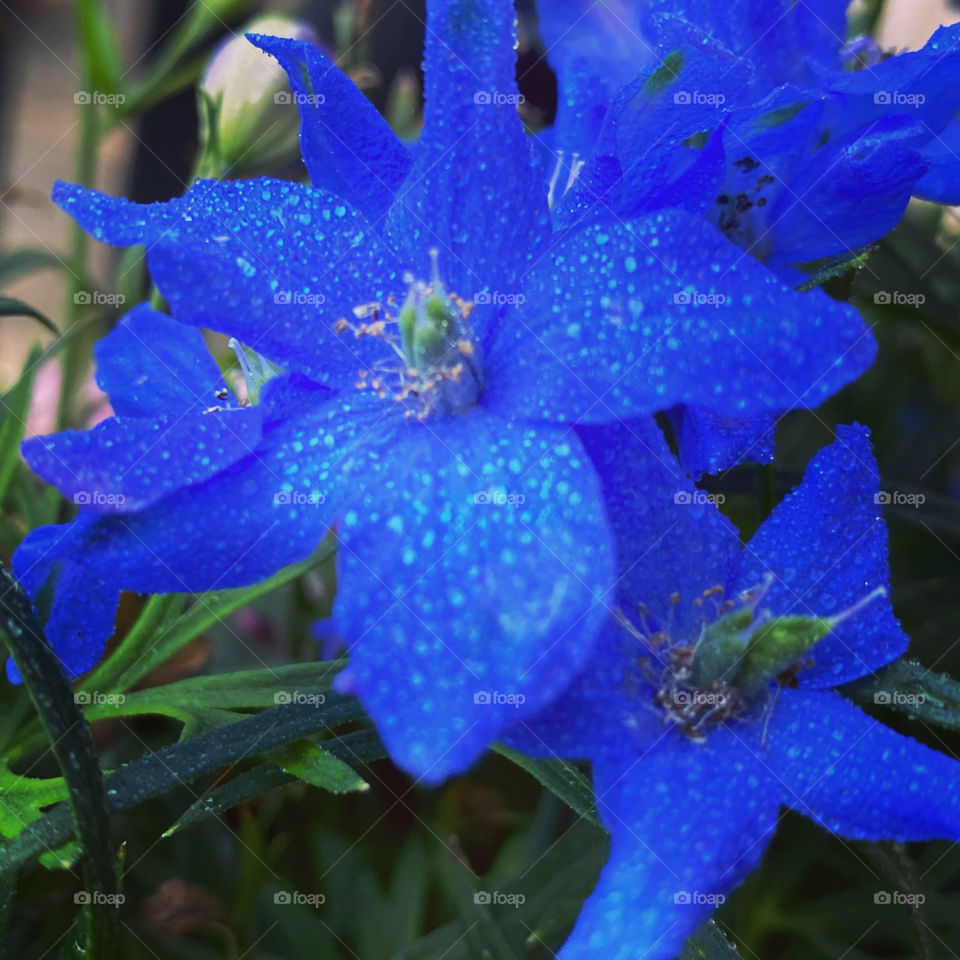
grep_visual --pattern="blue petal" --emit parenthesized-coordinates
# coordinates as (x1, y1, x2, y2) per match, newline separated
(52, 178, 404, 386)
(578, 418, 741, 638)
(22, 406, 263, 513)
(95, 304, 227, 417)
(486, 211, 876, 422)
(383, 0, 550, 304)
(13, 383, 391, 677)
(758, 114, 929, 266)
(669, 405, 777, 478)
(766, 689, 960, 840)
(914, 118, 960, 205)
(332, 411, 615, 782)
(536, 0, 652, 154)
(729, 424, 909, 686)
(12, 517, 119, 679)
(557, 729, 779, 960)
(641, 1, 846, 88)
(507, 417, 741, 760)
(247, 34, 412, 218)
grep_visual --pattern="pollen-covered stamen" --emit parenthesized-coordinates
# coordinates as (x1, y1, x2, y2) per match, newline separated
(336, 249, 482, 418)
(624, 580, 887, 741)
(228, 338, 280, 405)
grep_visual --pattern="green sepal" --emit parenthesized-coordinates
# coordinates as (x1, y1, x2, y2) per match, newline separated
(689, 607, 754, 690)
(737, 615, 833, 699)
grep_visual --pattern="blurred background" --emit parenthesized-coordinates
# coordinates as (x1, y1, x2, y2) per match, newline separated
(2, 1, 960, 959)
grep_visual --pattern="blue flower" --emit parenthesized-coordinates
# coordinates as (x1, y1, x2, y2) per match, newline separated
(535, 4, 960, 478)
(15, 0, 874, 782)
(538, 2, 960, 267)
(505, 419, 960, 960)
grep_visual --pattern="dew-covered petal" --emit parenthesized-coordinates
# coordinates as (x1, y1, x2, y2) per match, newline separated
(248, 34, 412, 218)
(12, 382, 395, 678)
(332, 410, 615, 783)
(95, 304, 227, 418)
(669, 405, 777, 479)
(536, 0, 653, 155)
(383, 0, 550, 318)
(22, 407, 263, 514)
(914, 118, 960, 205)
(556, 728, 779, 960)
(641, 0, 847, 88)
(764, 688, 960, 840)
(52, 178, 405, 386)
(729, 424, 908, 687)
(486, 211, 876, 423)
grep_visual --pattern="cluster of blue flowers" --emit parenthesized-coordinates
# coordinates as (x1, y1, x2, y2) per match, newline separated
(13, 0, 960, 956)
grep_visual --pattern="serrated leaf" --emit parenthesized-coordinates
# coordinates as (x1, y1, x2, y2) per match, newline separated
(272, 741, 368, 794)
(844, 658, 960, 732)
(494, 744, 600, 827)
(0, 296, 57, 334)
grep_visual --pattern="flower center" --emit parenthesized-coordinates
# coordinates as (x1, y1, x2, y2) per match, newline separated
(623, 580, 885, 741)
(336, 249, 482, 419)
(711, 154, 778, 261)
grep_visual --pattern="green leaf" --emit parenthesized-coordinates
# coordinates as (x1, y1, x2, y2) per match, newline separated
(81, 537, 337, 697)
(0, 698, 374, 876)
(272, 741, 368, 794)
(494, 744, 601, 827)
(0, 346, 42, 506)
(0, 247, 69, 286)
(0, 296, 57, 334)
(844, 659, 960, 732)
(76, 0, 125, 95)
(0, 564, 119, 954)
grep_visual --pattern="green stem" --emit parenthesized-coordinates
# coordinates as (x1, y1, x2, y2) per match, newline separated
(56, 84, 100, 431)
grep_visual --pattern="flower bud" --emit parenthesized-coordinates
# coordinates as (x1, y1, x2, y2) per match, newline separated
(200, 15, 319, 174)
